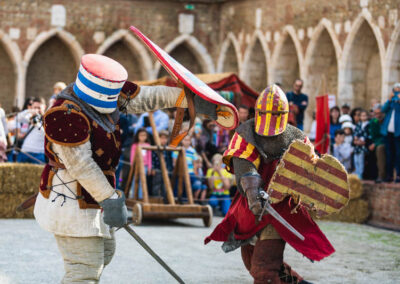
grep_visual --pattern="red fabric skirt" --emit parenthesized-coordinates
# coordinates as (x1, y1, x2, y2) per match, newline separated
(205, 193, 335, 261)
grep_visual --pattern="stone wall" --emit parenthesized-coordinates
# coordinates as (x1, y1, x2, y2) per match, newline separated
(1, 0, 400, 122)
(364, 181, 400, 231)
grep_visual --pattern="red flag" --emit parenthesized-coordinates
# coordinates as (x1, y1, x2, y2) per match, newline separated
(315, 95, 330, 154)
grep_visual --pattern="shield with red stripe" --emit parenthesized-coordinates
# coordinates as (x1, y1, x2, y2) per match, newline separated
(267, 140, 349, 217)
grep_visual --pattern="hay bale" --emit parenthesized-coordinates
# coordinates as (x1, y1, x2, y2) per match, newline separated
(0, 163, 43, 218)
(0, 193, 34, 218)
(322, 199, 370, 223)
(348, 174, 363, 199)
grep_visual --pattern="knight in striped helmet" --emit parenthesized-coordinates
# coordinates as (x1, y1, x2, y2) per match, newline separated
(205, 83, 339, 284)
(34, 53, 222, 283)
(254, 84, 289, 136)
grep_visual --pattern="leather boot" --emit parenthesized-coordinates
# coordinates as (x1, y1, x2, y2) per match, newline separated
(279, 262, 305, 283)
(241, 244, 254, 271)
(250, 239, 285, 284)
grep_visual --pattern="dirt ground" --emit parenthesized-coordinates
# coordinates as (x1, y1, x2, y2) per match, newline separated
(0, 218, 399, 283)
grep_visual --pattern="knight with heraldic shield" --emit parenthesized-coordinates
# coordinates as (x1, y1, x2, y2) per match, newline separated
(205, 84, 350, 284)
(32, 26, 238, 283)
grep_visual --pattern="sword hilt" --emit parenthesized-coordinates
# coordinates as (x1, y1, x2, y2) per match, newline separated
(257, 191, 270, 221)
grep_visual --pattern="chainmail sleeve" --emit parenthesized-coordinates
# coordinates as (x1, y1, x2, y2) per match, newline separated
(121, 86, 187, 114)
(52, 141, 115, 202)
(232, 157, 259, 195)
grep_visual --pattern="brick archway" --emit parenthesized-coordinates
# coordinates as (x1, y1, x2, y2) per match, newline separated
(339, 11, 385, 108)
(23, 29, 84, 106)
(384, 21, 400, 102)
(304, 19, 340, 124)
(0, 30, 22, 111)
(97, 30, 153, 80)
(217, 32, 241, 74)
(271, 26, 303, 93)
(241, 30, 270, 92)
(153, 34, 215, 78)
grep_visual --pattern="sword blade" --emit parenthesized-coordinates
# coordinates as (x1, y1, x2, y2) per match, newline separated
(123, 225, 185, 284)
(264, 203, 305, 241)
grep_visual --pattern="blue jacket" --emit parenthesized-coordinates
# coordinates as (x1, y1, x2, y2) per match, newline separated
(381, 98, 400, 137)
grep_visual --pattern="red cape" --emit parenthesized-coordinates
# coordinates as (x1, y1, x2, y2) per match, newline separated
(205, 161, 335, 261)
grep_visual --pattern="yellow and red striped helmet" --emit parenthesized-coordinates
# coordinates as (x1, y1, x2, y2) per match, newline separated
(254, 84, 289, 136)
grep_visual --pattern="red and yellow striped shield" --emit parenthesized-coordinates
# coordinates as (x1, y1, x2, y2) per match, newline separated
(267, 140, 349, 217)
(254, 85, 289, 136)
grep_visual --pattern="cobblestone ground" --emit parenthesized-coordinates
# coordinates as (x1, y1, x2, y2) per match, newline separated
(0, 218, 399, 283)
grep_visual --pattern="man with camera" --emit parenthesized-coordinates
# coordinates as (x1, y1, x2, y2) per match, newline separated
(16, 97, 46, 164)
(381, 83, 400, 183)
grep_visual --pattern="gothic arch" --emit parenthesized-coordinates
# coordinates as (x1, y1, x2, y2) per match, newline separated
(339, 10, 385, 108)
(241, 30, 270, 92)
(0, 30, 23, 111)
(304, 18, 340, 122)
(217, 32, 241, 73)
(154, 34, 215, 78)
(271, 25, 304, 92)
(384, 21, 400, 102)
(24, 30, 84, 102)
(97, 29, 153, 80)
(24, 29, 84, 66)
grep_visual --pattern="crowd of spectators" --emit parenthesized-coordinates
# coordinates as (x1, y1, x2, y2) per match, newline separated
(0, 79, 399, 217)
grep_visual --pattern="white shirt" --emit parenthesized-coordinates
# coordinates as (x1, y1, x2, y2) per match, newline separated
(21, 126, 45, 153)
(388, 111, 395, 133)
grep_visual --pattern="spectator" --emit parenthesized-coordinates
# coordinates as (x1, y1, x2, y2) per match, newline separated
(341, 103, 351, 115)
(149, 130, 173, 198)
(381, 83, 400, 183)
(199, 119, 219, 167)
(49, 82, 67, 108)
(308, 112, 316, 142)
(115, 112, 137, 189)
(0, 106, 6, 162)
(130, 128, 152, 199)
(333, 129, 353, 172)
(0, 103, 7, 140)
(368, 104, 386, 183)
(286, 79, 308, 130)
(342, 121, 354, 145)
(172, 135, 205, 199)
(193, 156, 207, 204)
(206, 154, 233, 216)
(135, 110, 169, 135)
(350, 107, 361, 125)
(329, 106, 341, 146)
(16, 97, 46, 164)
(152, 130, 173, 172)
(353, 109, 369, 179)
(238, 105, 250, 124)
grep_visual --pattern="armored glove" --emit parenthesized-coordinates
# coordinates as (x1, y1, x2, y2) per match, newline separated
(240, 173, 264, 216)
(99, 190, 128, 227)
(184, 86, 217, 120)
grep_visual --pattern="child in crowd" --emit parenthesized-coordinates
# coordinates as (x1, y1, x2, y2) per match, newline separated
(342, 121, 354, 145)
(206, 154, 233, 216)
(130, 128, 152, 199)
(173, 135, 206, 199)
(193, 156, 207, 204)
(353, 109, 369, 179)
(333, 129, 353, 172)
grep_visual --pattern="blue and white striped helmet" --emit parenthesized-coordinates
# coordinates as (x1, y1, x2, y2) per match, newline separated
(73, 54, 128, 113)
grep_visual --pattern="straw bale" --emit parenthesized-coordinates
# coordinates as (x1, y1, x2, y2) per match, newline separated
(0, 193, 34, 218)
(322, 199, 370, 224)
(348, 174, 363, 199)
(0, 163, 43, 218)
(0, 163, 43, 194)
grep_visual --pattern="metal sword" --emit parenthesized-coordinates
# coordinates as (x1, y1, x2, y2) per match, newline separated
(122, 224, 185, 284)
(257, 191, 305, 241)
